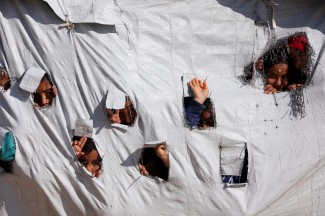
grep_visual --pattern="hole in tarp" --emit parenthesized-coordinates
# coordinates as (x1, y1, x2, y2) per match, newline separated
(184, 97, 216, 129)
(239, 32, 315, 118)
(107, 96, 138, 126)
(220, 143, 248, 185)
(240, 32, 314, 93)
(138, 143, 169, 181)
(72, 136, 102, 178)
(32, 73, 57, 110)
(0, 66, 11, 94)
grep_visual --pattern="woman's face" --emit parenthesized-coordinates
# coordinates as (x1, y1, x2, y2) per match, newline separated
(79, 149, 101, 177)
(155, 144, 169, 168)
(266, 63, 289, 90)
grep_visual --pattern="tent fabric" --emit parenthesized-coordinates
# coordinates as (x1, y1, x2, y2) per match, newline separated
(0, 0, 325, 215)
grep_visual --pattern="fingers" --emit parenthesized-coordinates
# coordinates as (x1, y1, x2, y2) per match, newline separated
(138, 164, 149, 176)
(288, 83, 302, 90)
(34, 102, 40, 109)
(264, 84, 277, 94)
(202, 80, 208, 90)
(79, 135, 87, 149)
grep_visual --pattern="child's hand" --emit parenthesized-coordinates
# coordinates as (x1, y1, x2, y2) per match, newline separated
(288, 83, 302, 90)
(72, 135, 87, 158)
(108, 109, 121, 124)
(138, 164, 149, 176)
(188, 78, 209, 104)
(264, 84, 278, 94)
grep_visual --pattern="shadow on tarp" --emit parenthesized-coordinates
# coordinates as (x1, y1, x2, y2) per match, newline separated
(217, 0, 325, 34)
(120, 148, 142, 167)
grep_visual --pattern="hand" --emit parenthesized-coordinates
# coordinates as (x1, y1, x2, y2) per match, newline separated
(264, 84, 278, 94)
(188, 78, 209, 104)
(288, 83, 302, 90)
(138, 164, 149, 176)
(255, 57, 263, 71)
(108, 109, 121, 124)
(72, 135, 87, 158)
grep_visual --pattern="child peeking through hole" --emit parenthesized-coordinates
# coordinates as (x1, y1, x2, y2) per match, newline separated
(107, 97, 137, 126)
(72, 136, 102, 178)
(138, 143, 169, 181)
(185, 78, 215, 128)
(255, 33, 310, 94)
(33, 73, 57, 109)
(0, 66, 11, 93)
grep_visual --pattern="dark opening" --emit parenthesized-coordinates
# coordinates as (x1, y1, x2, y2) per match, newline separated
(184, 97, 216, 129)
(107, 96, 137, 126)
(138, 144, 169, 181)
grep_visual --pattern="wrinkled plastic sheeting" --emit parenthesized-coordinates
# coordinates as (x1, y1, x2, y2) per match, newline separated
(43, 0, 122, 25)
(1, 0, 325, 215)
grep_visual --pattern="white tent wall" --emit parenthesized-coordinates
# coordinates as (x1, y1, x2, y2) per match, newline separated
(0, 0, 325, 215)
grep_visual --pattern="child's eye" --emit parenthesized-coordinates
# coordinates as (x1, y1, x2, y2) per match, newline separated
(267, 74, 276, 79)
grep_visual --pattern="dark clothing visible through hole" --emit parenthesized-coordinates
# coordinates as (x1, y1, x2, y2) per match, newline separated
(221, 145, 248, 184)
(184, 97, 216, 128)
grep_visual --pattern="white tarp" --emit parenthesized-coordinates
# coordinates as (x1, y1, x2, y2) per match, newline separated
(0, 0, 325, 215)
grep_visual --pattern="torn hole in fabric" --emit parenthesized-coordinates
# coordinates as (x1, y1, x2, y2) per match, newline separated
(0, 65, 12, 94)
(71, 119, 102, 178)
(220, 143, 248, 186)
(0, 128, 16, 174)
(138, 142, 169, 181)
(238, 32, 315, 118)
(182, 74, 216, 129)
(20, 67, 58, 109)
(72, 136, 103, 179)
(106, 93, 138, 128)
(183, 97, 216, 129)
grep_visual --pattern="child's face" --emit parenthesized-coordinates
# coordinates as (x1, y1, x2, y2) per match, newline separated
(200, 109, 214, 128)
(79, 149, 101, 177)
(155, 144, 169, 168)
(266, 63, 289, 90)
(34, 79, 56, 108)
(107, 98, 136, 125)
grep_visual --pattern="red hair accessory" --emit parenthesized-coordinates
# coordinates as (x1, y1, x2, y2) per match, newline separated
(288, 35, 307, 51)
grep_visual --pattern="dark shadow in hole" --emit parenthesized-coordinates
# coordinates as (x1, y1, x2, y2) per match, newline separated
(138, 144, 169, 181)
(217, 0, 325, 34)
(183, 97, 216, 129)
